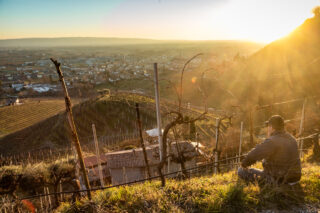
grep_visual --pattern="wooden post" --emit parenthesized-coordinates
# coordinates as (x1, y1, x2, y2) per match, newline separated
(59, 180, 63, 201)
(50, 58, 91, 200)
(154, 63, 163, 161)
(43, 187, 48, 209)
(238, 121, 244, 165)
(122, 167, 128, 183)
(299, 98, 307, 158)
(135, 103, 151, 179)
(28, 152, 30, 164)
(249, 110, 254, 146)
(40, 193, 43, 211)
(214, 152, 218, 174)
(92, 124, 105, 187)
(167, 141, 171, 174)
(225, 152, 228, 166)
(235, 155, 238, 169)
(46, 187, 52, 208)
(214, 118, 220, 174)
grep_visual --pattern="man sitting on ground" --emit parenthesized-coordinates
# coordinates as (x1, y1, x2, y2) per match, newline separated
(238, 115, 301, 185)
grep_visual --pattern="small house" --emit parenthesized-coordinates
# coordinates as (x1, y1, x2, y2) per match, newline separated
(82, 141, 202, 186)
(105, 141, 200, 185)
(6, 96, 21, 106)
(83, 154, 110, 185)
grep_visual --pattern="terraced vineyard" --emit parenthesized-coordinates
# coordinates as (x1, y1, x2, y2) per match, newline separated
(0, 94, 159, 154)
(0, 99, 70, 138)
(0, 92, 223, 155)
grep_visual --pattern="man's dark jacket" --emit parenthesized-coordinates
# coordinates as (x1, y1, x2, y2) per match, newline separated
(242, 131, 301, 183)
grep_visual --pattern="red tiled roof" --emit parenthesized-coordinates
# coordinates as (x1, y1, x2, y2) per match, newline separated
(84, 154, 108, 168)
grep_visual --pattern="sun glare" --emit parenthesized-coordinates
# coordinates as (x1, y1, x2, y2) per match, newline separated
(0, 0, 319, 42)
(204, 0, 319, 43)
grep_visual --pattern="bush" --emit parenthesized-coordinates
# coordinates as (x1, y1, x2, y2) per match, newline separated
(0, 157, 76, 197)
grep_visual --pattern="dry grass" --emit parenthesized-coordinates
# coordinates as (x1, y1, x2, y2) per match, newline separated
(57, 162, 320, 213)
(0, 157, 76, 197)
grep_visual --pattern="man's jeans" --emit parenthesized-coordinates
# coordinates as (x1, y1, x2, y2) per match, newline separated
(238, 167, 268, 183)
(237, 167, 300, 185)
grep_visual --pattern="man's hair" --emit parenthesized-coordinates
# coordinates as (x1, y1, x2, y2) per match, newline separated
(266, 115, 285, 131)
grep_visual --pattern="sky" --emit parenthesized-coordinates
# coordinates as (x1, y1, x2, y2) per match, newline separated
(0, 0, 319, 43)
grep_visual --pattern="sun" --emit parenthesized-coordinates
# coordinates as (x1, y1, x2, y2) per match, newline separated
(204, 0, 318, 43)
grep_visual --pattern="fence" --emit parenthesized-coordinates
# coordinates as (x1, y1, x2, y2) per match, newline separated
(14, 154, 247, 199)
(0, 132, 141, 166)
(4, 145, 315, 213)
(0, 136, 317, 211)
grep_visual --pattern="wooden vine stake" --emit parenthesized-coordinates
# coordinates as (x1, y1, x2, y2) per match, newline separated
(92, 123, 105, 187)
(135, 103, 151, 179)
(249, 110, 254, 146)
(214, 118, 220, 174)
(299, 98, 307, 159)
(50, 58, 92, 200)
(153, 63, 163, 161)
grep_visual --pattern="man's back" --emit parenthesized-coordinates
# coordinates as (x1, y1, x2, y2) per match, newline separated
(242, 131, 301, 183)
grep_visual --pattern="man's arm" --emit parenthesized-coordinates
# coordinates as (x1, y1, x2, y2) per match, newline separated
(241, 138, 275, 168)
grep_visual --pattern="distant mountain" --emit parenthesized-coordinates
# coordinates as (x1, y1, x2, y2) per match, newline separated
(0, 37, 263, 48)
(228, 12, 320, 104)
(0, 37, 165, 47)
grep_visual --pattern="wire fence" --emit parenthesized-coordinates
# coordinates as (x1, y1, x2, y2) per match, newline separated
(0, 125, 314, 166)
(0, 138, 316, 212)
(15, 145, 314, 202)
(0, 154, 246, 212)
(15, 153, 248, 202)
(0, 132, 143, 166)
(11, 145, 313, 206)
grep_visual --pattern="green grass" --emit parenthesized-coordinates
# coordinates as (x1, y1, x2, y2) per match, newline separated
(57, 163, 320, 213)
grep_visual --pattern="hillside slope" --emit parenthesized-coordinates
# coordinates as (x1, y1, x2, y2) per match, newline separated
(0, 94, 158, 154)
(0, 92, 219, 155)
(227, 12, 320, 104)
(57, 162, 320, 213)
(0, 99, 70, 138)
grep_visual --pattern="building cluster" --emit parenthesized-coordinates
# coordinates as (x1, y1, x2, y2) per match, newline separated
(0, 51, 203, 96)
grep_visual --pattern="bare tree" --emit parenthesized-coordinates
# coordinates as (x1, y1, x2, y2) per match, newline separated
(157, 53, 207, 186)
